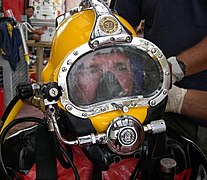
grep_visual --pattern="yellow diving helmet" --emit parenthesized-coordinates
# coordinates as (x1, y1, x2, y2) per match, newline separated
(42, 0, 171, 156)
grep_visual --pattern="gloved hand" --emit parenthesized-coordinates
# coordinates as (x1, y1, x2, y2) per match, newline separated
(165, 85, 187, 114)
(167, 56, 185, 84)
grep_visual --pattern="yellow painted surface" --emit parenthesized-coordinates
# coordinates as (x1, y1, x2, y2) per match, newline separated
(0, 100, 24, 134)
(90, 106, 149, 133)
(42, 9, 137, 83)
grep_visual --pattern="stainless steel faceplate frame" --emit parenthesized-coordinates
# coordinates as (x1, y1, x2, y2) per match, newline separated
(58, 37, 171, 118)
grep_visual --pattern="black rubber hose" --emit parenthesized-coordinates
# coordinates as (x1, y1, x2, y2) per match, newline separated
(50, 132, 71, 169)
(0, 117, 45, 180)
(50, 132, 80, 180)
(58, 143, 80, 180)
(1, 96, 19, 123)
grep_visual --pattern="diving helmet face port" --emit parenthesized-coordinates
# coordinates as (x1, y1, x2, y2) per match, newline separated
(58, 37, 170, 119)
(68, 46, 160, 106)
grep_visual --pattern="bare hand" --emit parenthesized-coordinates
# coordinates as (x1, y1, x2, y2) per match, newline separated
(42, 25, 47, 30)
(36, 28, 45, 35)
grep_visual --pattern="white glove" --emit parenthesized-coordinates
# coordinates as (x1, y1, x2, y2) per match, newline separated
(167, 56, 185, 83)
(165, 85, 187, 114)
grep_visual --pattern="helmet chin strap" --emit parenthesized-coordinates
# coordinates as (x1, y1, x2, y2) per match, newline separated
(95, 71, 126, 102)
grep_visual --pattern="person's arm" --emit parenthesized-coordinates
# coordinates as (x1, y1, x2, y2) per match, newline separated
(166, 85, 207, 123)
(182, 89, 207, 121)
(29, 27, 45, 35)
(168, 36, 207, 83)
(177, 36, 207, 76)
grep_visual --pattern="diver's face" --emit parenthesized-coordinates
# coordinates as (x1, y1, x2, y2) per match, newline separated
(74, 53, 133, 104)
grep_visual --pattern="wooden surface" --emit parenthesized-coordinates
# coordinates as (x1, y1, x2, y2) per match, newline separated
(26, 40, 52, 82)
(26, 40, 52, 48)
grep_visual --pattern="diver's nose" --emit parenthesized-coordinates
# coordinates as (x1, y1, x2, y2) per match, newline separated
(95, 71, 125, 101)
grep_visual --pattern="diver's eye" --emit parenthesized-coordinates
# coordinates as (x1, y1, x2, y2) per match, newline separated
(88, 66, 102, 74)
(77, 65, 102, 76)
(115, 63, 129, 72)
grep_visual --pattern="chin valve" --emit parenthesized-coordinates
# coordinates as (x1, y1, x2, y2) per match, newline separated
(106, 118, 166, 155)
(106, 115, 145, 155)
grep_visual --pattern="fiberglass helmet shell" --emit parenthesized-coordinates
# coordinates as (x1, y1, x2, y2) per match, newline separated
(42, 1, 171, 155)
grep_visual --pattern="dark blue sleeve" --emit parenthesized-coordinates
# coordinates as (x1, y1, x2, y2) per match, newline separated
(0, 30, 2, 45)
(114, 0, 142, 27)
(0, 22, 23, 71)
